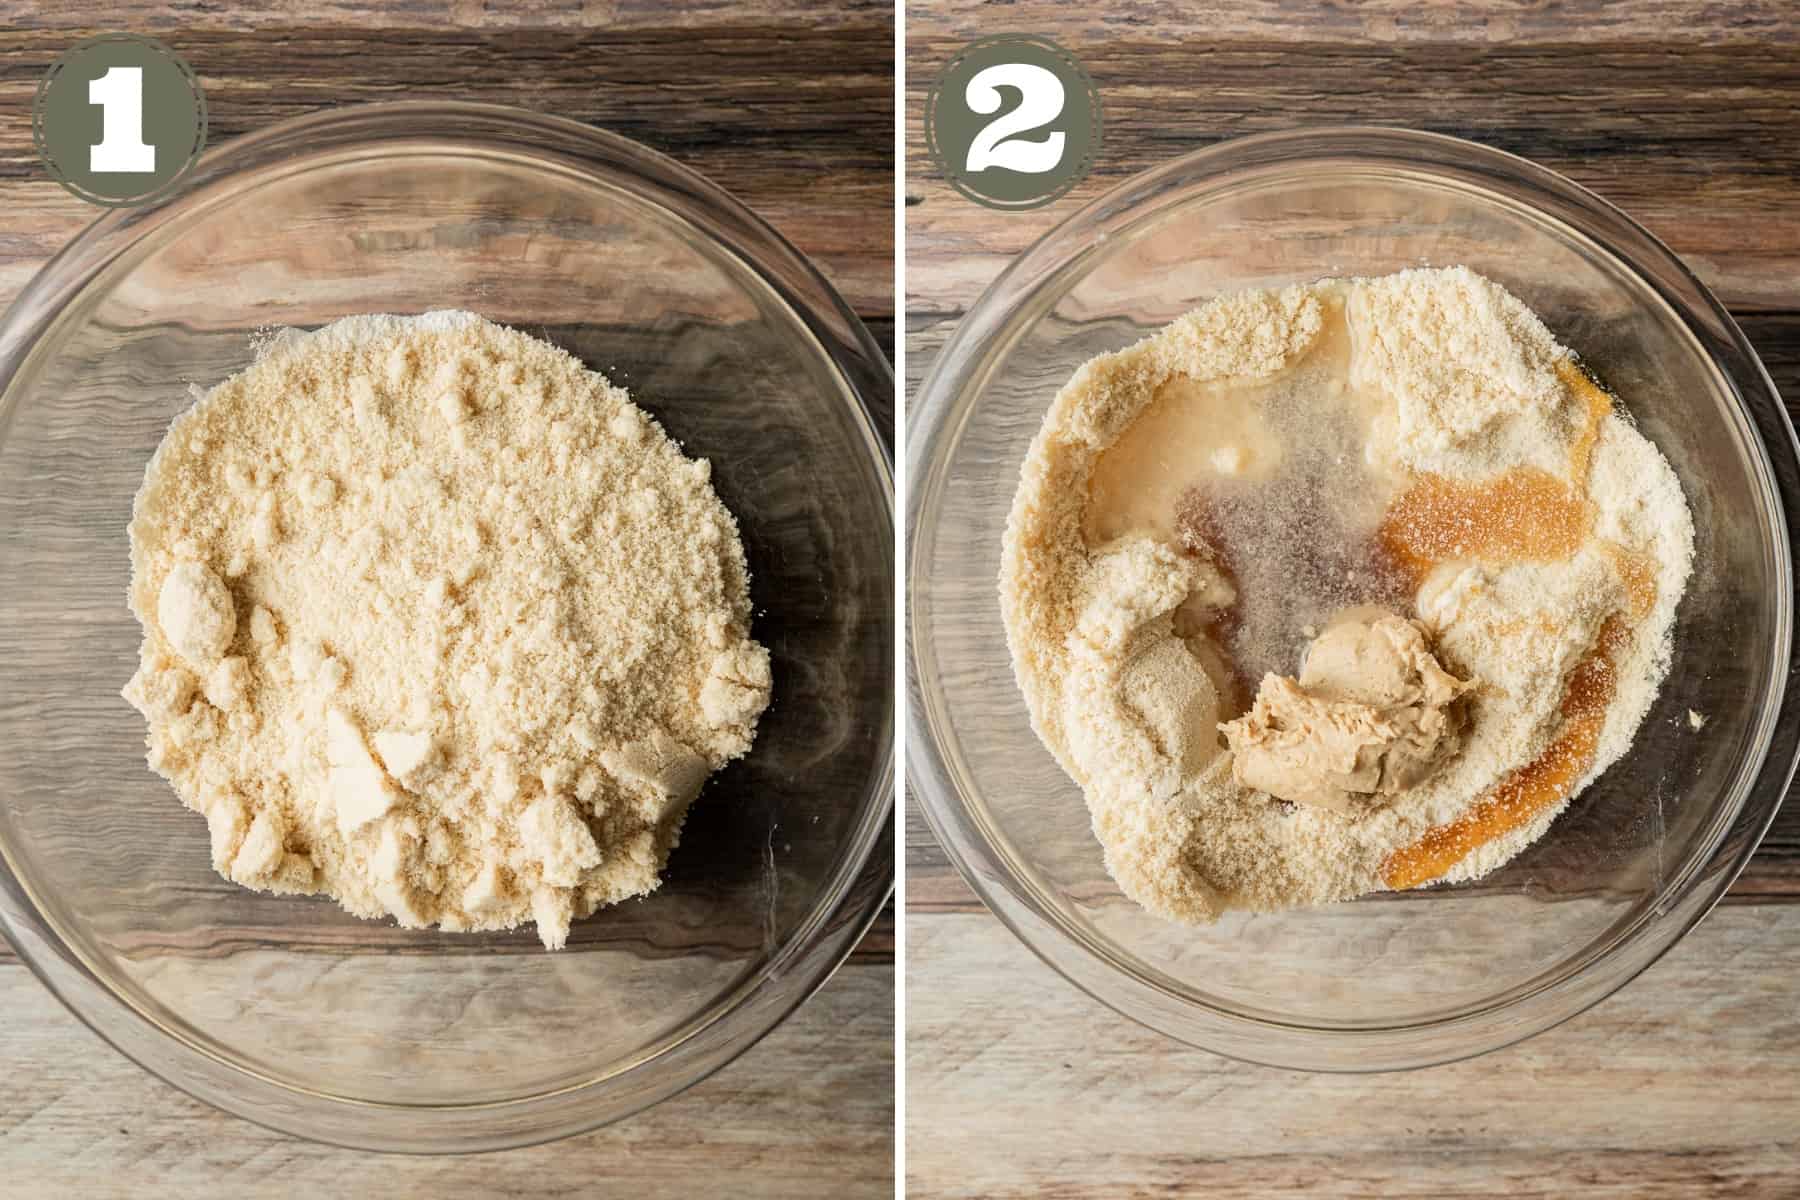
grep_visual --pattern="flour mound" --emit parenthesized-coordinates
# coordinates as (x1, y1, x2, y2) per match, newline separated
(1348, 265, 1580, 479)
(124, 312, 771, 949)
(1001, 269, 1694, 919)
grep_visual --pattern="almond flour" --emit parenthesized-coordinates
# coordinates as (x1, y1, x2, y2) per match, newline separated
(124, 311, 771, 949)
(1000, 268, 1694, 920)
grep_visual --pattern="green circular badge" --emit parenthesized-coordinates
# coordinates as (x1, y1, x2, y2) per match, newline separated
(33, 34, 207, 208)
(924, 34, 1102, 211)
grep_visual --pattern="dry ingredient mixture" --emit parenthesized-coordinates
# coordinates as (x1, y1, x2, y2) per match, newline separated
(1000, 267, 1693, 921)
(124, 312, 771, 949)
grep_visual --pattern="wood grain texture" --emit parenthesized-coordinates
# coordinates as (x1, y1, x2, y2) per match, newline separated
(0, 17, 892, 318)
(907, 3, 1800, 1196)
(908, 0, 1800, 45)
(906, 38, 1800, 312)
(0, 2, 893, 1188)
(0, 0, 893, 32)
(906, 910, 1799, 1200)
(0, 960, 894, 1199)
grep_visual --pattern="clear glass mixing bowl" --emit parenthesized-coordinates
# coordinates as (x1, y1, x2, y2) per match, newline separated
(908, 127, 1798, 1071)
(0, 102, 893, 1150)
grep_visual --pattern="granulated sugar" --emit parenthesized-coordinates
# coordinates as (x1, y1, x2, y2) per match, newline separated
(124, 312, 771, 949)
(1000, 268, 1694, 920)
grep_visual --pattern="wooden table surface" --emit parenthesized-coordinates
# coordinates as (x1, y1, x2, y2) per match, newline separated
(0, 4, 893, 1195)
(906, 4, 1800, 1197)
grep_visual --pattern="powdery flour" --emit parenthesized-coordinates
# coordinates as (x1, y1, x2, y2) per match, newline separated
(1000, 268, 1694, 921)
(125, 312, 771, 949)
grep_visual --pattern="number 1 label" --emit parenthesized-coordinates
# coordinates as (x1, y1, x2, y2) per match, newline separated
(89, 66, 156, 173)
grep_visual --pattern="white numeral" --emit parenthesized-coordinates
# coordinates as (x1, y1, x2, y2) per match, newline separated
(964, 63, 1066, 175)
(89, 66, 156, 173)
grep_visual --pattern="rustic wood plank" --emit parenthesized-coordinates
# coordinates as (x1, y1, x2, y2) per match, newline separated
(906, 40, 1800, 312)
(0, 0, 894, 32)
(905, 0, 1799, 46)
(0, 22, 893, 317)
(0, 958, 892, 1197)
(906, 909, 1800, 1199)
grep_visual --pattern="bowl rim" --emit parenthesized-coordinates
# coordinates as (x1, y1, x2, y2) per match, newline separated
(906, 124, 1799, 1072)
(0, 99, 895, 1152)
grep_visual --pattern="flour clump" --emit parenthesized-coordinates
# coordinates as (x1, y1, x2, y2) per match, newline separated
(124, 311, 772, 949)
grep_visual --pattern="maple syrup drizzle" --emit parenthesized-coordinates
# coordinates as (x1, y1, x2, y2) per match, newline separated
(1382, 364, 1654, 887)
(1382, 618, 1625, 890)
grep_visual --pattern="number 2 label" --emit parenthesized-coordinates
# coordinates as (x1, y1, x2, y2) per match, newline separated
(925, 34, 1098, 209)
(963, 62, 1066, 175)
(88, 66, 156, 173)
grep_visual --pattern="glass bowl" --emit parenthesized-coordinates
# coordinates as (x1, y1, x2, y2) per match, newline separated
(908, 126, 1798, 1071)
(0, 102, 893, 1150)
